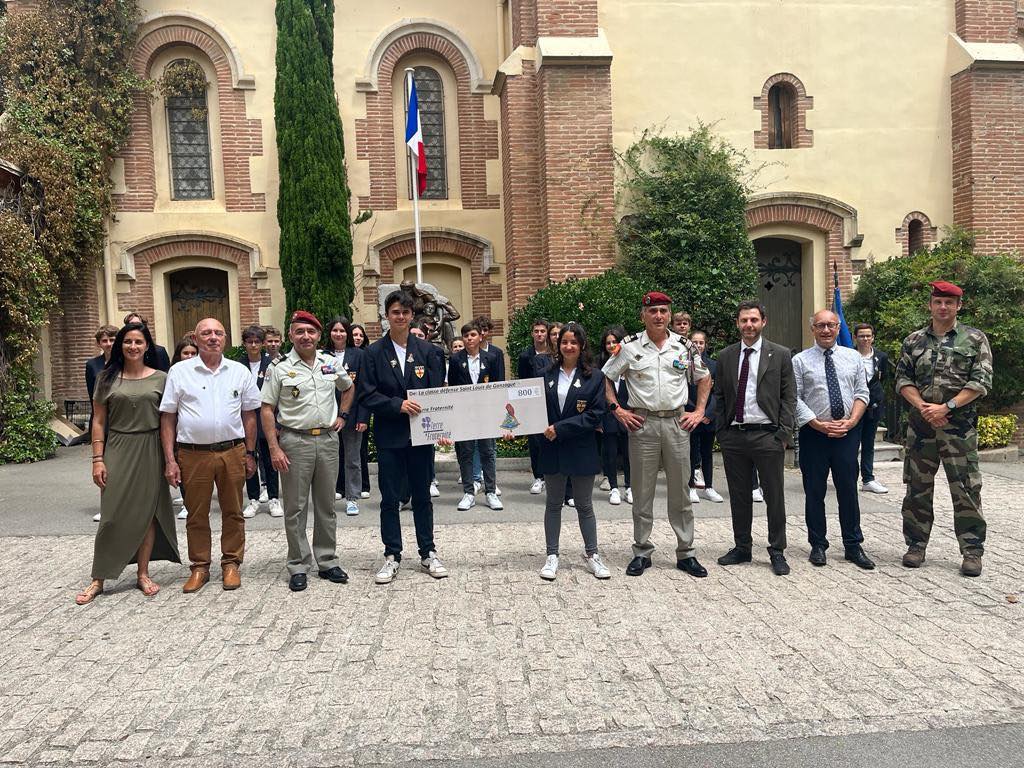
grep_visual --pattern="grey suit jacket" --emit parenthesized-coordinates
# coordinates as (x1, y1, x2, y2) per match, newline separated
(713, 338, 797, 443)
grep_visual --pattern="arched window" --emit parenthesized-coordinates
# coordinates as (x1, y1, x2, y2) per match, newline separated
(907, 219, 924, 254)
(164, 59, 213, 200)
(404, 66, 447, 200)
(768, 83, 796, 149)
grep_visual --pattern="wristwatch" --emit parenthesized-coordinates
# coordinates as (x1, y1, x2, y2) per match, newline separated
(246, 450, 258, 458)
(945, 399, 958, 410)
(608, 402, 619, 412)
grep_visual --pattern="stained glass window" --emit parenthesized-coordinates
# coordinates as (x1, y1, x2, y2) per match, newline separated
(405, 66, 447, 200)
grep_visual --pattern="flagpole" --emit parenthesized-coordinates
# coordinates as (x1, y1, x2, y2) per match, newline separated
(406, 67, 423, 284)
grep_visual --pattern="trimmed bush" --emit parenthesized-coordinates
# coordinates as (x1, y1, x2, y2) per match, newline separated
(977, 415, 1018, 450)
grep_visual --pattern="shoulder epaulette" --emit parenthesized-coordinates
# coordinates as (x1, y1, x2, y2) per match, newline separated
(622, 333, 640, 344)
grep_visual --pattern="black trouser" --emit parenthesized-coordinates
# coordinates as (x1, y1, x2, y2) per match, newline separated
(688, 423, 714, 488)
(799, 424, 864, 550)
(860, 409, 881, 483)
(360, 430, 371, 493)
(601, 430, 631, 489)
(718, 428, 787, 552)
(245, 436, 278, 501)
(377, 442, 435, 561)
(528, 434, 544, 480)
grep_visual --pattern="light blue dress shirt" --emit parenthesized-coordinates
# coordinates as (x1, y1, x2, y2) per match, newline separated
(792, 343, 870, 427)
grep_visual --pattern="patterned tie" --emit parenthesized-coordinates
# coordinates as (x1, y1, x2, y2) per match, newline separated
(824, 348, 845, 420)
(734, 347, 755, 423)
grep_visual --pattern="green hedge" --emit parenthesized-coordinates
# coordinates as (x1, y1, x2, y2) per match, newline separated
(977, 415, 1019, 450)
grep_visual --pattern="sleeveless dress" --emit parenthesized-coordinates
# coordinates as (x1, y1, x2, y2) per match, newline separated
(91, 372, 181, 579)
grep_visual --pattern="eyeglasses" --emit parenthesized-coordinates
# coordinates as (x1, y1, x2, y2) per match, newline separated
(812, 322, 839, 330)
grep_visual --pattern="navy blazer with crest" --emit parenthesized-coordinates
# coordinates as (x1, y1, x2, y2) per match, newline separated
(327, 346, 368, 429)
(538, 364, 607, 477)
(359, 334, 446, 449)
(865, 348, 890, 416)
(446, 347, 504, 387)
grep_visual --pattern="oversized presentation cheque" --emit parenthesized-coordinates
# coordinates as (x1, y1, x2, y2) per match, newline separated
(408, 377, 547, 446)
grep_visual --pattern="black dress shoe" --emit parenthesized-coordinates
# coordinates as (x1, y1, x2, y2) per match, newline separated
(676, 557, 708, 578)
(809, 545, 827, 566)
(717, 547, 752, 566)
(844, 546, 876, 570)
(626, 556, 652, 576)
(768, 549, 790, 576)
(318, 566, 349, 583)
(288, 573, 307, 592)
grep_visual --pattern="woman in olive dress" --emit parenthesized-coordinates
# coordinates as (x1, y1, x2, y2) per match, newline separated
(75, 323, 181, 604)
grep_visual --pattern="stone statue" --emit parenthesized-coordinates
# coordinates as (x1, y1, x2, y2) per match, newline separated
(377, 281, 460, 352)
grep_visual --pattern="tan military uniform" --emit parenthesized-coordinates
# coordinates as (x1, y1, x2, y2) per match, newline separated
(262, 350, 353, 575)
(602, 331, 709, 559)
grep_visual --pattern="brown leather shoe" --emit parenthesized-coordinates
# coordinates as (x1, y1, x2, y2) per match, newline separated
(961, 554, 983, 577)
(182, 569, 210, 593)
(222, 563, 241, 590)
(902, 546, 926, 568)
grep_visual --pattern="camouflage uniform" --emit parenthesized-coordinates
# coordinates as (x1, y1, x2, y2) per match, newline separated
(895, 322, 993, 555)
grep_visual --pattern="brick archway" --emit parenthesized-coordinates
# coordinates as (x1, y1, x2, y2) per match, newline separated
(117, 237, 270, 344)
(361, 231, 502, 338)
(354, 28, 499, 211)
(896, 211, 938, 256)
(753, 73, 814, 149)
(114, 20, 264, 212)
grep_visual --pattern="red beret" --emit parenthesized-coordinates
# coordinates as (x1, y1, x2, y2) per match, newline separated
(642, 291, 672, 307)
(289, 310, 322, 330)
(929, 281, 963, 298)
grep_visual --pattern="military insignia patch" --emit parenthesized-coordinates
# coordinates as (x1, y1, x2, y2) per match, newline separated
(415, 365, 425, 378)
(287, 371, 297, 378)
(291, 386, 299, 398)
(576, 399, 587, 413)
(232, 390, 239, 398)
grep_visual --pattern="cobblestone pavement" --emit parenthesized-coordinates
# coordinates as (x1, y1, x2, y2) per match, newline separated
(1, 461, 1023, 767)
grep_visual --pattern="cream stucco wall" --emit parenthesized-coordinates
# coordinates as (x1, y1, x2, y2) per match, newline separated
(602, 0, 956, 264)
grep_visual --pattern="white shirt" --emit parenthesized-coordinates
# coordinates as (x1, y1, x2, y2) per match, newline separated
(601, 331, 708, 411)
(467, 353, 481, 384)
(392, 339, 407, 375)
(160, 356, 262, 443)
(330, 348, 346, 367)
(732, 336, 771, 425)
(248, 358, 261, 382)
(793, 343, 870, 426)
(860, 352, 874, 381)
(557, 367, 575, 412)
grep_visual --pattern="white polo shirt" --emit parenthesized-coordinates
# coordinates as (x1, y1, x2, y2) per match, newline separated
(160, 355, 262, 444)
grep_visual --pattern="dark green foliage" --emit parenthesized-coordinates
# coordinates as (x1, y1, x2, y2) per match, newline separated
(616, 124, 759, 348)
(495, 435, 529, 458)
(275, 0, 354, 323)
(847, 228, 1024, 410)
(507, 271, 646, 366)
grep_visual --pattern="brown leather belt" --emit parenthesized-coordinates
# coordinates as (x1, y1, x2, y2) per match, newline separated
(633, 408, 681, 419)
(280, 425, 332, 436)
(727, 423, 777, 432)
(177, 438, 244, 452)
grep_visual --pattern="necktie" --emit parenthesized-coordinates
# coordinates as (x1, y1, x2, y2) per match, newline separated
(734, 347, 754, 423)
(824, 348, 845, 420)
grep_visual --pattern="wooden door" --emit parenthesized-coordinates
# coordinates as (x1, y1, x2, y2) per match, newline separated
(754, 237, 803, 353)
(169, 267, 231, 343)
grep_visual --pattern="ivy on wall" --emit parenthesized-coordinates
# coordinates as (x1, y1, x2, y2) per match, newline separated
(0, 0, 145, 462)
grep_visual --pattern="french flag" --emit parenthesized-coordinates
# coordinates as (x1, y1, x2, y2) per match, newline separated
(405, 74, 428, 196)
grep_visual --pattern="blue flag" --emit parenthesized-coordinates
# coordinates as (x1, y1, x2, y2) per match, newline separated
(833, 264, 854, 348)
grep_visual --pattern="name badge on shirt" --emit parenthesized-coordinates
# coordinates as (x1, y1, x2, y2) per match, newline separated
(321, 364, 335, 375)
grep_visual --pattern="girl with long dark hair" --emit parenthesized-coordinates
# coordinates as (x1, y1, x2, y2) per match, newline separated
(323, 316, 367, 515)
(76, 323, 181, 604)
(598, 326, 632, 505)
(347, 323, 372, 496)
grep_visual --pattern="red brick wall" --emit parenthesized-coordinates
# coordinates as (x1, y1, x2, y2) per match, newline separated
(950, 68, 1024, 253)
(354, 32, 499, 212)
(510, 0, 539, 47)
(955, 0, 1019, 42)
(361, 234, 503, 340)
(753, 73, 814, 150)
(116, 239, 271, 344)
(895, 211, 938, 256)
(746, 203, 854, 299)
(49, 272, 101, 407)
(114, 24, 264, 213)
(534, 0, 599, 37)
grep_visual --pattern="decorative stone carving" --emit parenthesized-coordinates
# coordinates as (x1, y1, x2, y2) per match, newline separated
(377, 281, 461, 351)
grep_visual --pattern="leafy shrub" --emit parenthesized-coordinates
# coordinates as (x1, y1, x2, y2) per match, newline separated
(847, 228, 1024, 410)
(977, 415, 1018, 450)
(507, 271, 645, 370)
(496, 435, 529, 458)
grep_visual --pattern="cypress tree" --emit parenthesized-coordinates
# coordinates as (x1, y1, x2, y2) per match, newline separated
(274, 0, 354, 322)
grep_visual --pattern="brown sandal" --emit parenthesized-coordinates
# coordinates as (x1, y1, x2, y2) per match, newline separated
(75, 582, 104, 605)
(136, 575, 160, 597)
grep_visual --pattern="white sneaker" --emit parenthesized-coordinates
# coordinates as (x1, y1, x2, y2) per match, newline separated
(689, 487, 701, 504)
(242, 499, 259, 518)
(177, 507, 189, 521)
(473, 480, 482, 494)
(609, 488, 621, 505)
(375, 556, 400, 584)
(701, 487, 724, 503)
(335, 492, 343, 501)
(429, 480, 440, 498)
(420, 551, 448, 579)
(346, 500, 359, 516)
(360, 491, 370, 499)
(259, 486, 269, 503)
(268, 499, 283, 518)
(861, 480, 889, 494)
(400, 499, 412, 510)
(693, 468, 706, 489)
(540, 554, 559, 581)
(585, 553, 611, 579)
(485, 492, 503, 510)
(752, 488, 765, 503)
(457, 493, 476, 511)
(624, 488, 633, 504)
(530, 478, 545, 495)
(495, 485, 502, 497)
(599, 477, 611, 491)
(567, 498, 575, 508)
(93, 512, 101, 522)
